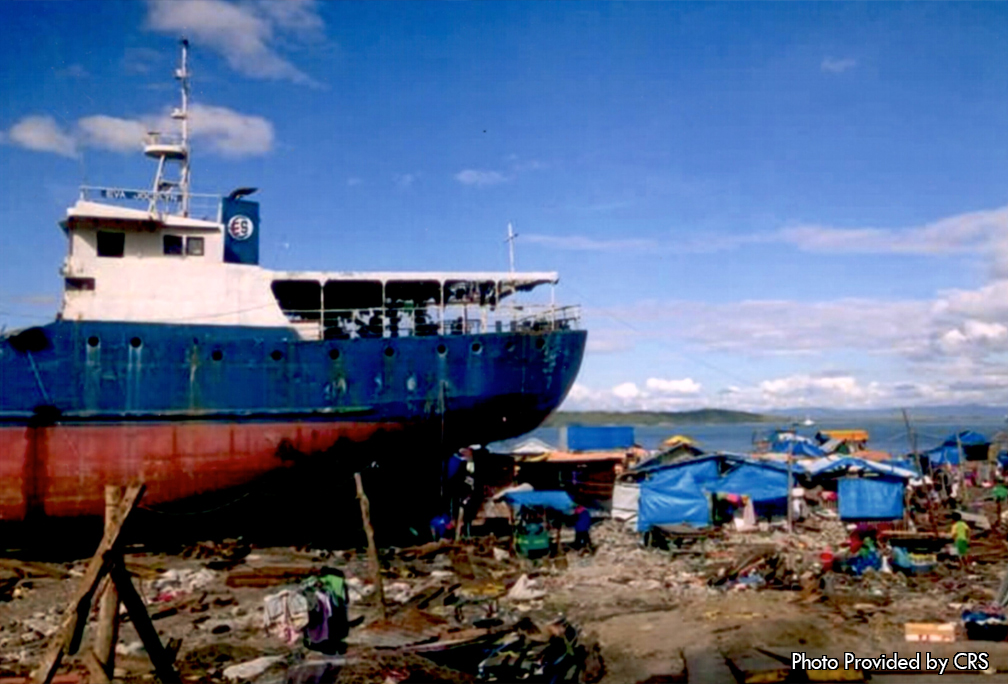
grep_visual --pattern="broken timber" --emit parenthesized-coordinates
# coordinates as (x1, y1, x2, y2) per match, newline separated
(30, 483, 182, 684)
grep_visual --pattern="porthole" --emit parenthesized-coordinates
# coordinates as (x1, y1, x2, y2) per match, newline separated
(471, 342, 482, 354)
(130, 337, 142, 349)
(329, 348, 340, 360)
(87, 336, 99, 348)
(211, 350, 223, 361)
(384, 346, 395, 358)
(270, 350, 284, 361)
(535, 337, 546, 349)
(436, 344, 447, 356)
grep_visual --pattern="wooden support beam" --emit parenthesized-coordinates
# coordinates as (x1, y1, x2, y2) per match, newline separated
(93, 485, 124, 677)
(31, 483, 144, 684)
(355, 472, 386, 619)
(110, 562, 181, 684)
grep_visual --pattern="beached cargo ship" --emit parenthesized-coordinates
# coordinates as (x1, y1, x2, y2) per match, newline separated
(0, 43, 586, 521)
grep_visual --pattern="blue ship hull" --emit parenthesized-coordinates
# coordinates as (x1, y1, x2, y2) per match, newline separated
(0, 321, 586, 519)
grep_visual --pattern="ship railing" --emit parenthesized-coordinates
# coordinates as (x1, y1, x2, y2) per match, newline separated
(279, 304, 580, 341)
(78, 186, 221, 221)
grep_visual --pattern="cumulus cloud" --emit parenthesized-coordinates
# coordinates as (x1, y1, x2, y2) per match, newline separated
(524, 234, 658, 252)
(821, 57, 857, 74)
(455, 169, 509, 187)
(5, 105, 274, 158)
(646, 378, 702, 394)
(145, 0, 323, 86)
(611, 382, 641, 400)
(7, 116, 78, 158)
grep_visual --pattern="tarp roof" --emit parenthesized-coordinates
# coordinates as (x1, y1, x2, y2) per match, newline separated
(769, 440, 826, 458)
(838, 477, 905, 521)
(503, 490, 576, 513)
(805, 456, 916, 480)
(818, 429, 869, 442)
(940, 430, 990, 447)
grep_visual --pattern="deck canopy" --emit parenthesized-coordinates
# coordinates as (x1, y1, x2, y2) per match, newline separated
(270, 271, 558, 311)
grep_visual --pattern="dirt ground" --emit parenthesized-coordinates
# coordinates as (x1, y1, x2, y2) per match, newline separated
(2, 518, 1006, 683)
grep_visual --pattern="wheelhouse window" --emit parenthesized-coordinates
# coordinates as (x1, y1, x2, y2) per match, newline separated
(65, 277, 95, 291)
(96, 231, 125, 258)
(163, 234, 183, 255)
(186, 236, 204, 256)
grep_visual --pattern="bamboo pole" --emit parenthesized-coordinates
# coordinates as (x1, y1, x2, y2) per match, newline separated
(354, 472, 386, 619)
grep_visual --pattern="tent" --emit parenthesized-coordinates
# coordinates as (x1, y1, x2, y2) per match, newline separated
(923, 431, 991, 466)
(837, 477, 905, 521)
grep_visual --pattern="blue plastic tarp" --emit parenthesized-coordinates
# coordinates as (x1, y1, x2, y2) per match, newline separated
(503, 490, 576, 513)
(942, 431, 989, 447)
(643, 455, 722, 488)
(806, 456, 916, 480)
(710, 463, 790, 503)
(924, 445, 960, 467)
(838, 477, 904, 521)
(769, 440, 825, 458)
(566, 425, 635, 451)
(638, 472, 711, 531)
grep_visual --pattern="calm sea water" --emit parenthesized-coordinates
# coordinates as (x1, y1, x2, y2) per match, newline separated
(498, 418, 1008, 455)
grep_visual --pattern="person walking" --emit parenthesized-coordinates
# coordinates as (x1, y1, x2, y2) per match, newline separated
(572, 505, 594, 553)
(950, 512, 970, 568)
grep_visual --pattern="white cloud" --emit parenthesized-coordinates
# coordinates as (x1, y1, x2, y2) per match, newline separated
(455, 169, 509, 187)
(396, 173, 417, 189)
(7, 116, 78, 158)
(645, 378, 702, 394)
(6, 105, 274, 159)
(346, 177, 361, 187)
(524, 234, 657, 252)
(821, 57, 857, 74)
(145, 0, 323, 86)
(77, 115, 149, 153)
(611, 382, 641, 400)
(185, 103, 273, 156)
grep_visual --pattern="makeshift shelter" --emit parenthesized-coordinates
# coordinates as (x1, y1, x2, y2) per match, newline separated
(635, 454, 792, 532)
(634, 438, 704, 471)
(769, 438, 825, 458)
(805, 456, 914, 522)
(923, 431, 991, 466)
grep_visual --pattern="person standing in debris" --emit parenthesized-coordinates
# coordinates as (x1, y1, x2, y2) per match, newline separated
(573, 505, 594, 553)
(950, 512, 970, 567)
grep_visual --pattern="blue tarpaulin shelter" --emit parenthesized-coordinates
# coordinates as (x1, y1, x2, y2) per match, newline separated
(837, 477, 905, 520)
(636, 454, 793, 532)
(638, 472, 711, 531)
(924, 431, 991, 466)
(503, 490, 576, 513)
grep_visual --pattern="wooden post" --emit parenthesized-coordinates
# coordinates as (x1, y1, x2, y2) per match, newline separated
(93, 485, 123, 677)
(355, 472, 386, 619)
(32, 483, 145, 684)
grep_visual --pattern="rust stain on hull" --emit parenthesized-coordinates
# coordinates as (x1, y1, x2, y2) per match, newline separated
(0, 420, 406, 521)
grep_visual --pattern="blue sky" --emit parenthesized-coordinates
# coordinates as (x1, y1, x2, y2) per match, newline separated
(3, 1, 1008, 412)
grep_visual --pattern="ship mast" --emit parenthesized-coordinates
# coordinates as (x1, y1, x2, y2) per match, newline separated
(145, 38, 191, 216)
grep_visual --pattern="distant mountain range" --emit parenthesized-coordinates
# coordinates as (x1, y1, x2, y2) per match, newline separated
(770, 404, 1008, 422)
(544, 409, 776, 426)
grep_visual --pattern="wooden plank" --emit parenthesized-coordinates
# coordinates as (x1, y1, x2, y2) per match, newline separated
(724, 649, 789, 684)
(31, 483, 145, 684)
(683, 646, 737, 684)
(110, 561, 181, 684)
